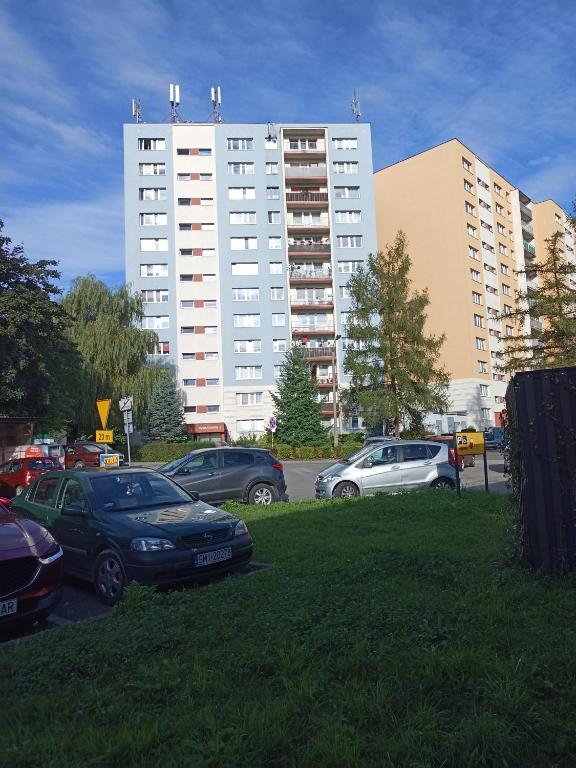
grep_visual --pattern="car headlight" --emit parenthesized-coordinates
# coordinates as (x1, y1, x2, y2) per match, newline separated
(131, 537, 176, 552)
(39, 540, 63, 565)
(234, 521, 249, 537)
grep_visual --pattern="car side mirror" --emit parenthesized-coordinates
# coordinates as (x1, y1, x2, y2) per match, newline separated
(188, 491, 200, 502)
(175, 467, 190, 475)
(363, 457, 374, 468)
(61, 502, 88, 516)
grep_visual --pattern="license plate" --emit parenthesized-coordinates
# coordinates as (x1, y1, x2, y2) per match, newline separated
(0, 599, 17, 617)
(195, 547, 232, 567)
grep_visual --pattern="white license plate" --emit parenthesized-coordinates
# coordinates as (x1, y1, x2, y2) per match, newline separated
(0, 599, 17, 617)
(195, 547, 232, 567)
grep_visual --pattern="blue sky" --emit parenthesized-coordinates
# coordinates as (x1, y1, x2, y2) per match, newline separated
(1, 0, 574, 290)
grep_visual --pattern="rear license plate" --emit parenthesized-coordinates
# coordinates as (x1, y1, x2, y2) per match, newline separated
(195, 547, 232, 567)
(0, 599, 17, 617)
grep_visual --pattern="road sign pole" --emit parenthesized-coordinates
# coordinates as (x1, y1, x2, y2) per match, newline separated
(483, 444, 489, 493)
(126, 430, 132, 467)
(453, 431, 461, 497)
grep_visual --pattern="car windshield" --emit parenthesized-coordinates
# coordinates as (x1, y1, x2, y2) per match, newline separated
(27, 458, 60, 470)
(89, 472, 193, 512)
(342, 445, 375, 464)
(159, 455, 193, 473)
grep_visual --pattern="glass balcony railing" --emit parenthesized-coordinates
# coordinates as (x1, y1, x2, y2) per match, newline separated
(288, 242, 331, 253)
(301, 346, 336, 359)
(289, 267, 332, 279)
(523, 241, 536, 256)
(285, 165, 327, 178)
(290, 297, 333, 306)
(286, 192, 329, 203)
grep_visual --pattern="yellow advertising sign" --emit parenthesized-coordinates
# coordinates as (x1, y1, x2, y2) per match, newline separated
(96, 399, 111, 429)
(455, 431, 485, 456)
(100, 453, 120, 468)
(95, 430, 114, 443)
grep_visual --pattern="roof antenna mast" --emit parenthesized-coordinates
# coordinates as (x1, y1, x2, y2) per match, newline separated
(211, 86, 223, 123)
(131, 98, 142, 123)
(169, 83, 181, 123)
(351, 89, 361, 122)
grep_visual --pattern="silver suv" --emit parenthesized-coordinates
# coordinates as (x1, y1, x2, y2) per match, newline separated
(315, 440, 456, 499)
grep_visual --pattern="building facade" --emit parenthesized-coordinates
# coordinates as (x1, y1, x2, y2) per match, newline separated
(124, 120, 377, 440)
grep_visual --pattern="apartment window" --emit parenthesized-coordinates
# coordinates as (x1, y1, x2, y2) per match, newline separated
(482, 241, 495, 253)
(139, 187, 166, 201)
(236, 419, 265, 433)
(272, 313, 286, 326)
(274, 365, 282, 378)
(266, 162, 279, 174)
(205, 326, 217, 335)
(273, 339, 287, 353)
(180, 300, 194, 308)
(206, 405, 220, 413)
(335, 210, 361, 224)
(339, 285, 351, 299)
(499, 243, 507, 255)
(467, 224, 477, 238)
(184, 406, 196, 413)
(179, 223, 192, 231)
(480, 384, 489, 397)
(232, 262, 258, 275)
(201, 223, 214, 231)
(333, 161, 358, 174)
(141, 289, 168, 303)
(468, 246, 479, 261)
(464, 180, 474, 193)
(472, 291, 482, 305)
(265, 136, 278, 149)
(180, 274, 194, 282)
(478, 360, 488, 373)
(142, 316, 169, 330)
(200, 198, 213, 206)
(266, 187, 280, 199)
(470, 269, 480, 282)
(269, 262, 283, 274)
(139, 163, 165, 176)
(204, 300, 217, 309)
(480, 220, 493, 232)
(462, 157, 472, 172)
(231, 237, 258, 250)
(506, 325, 513, 337)
(237, 392, 264, 406)
(503, 304, 512, 315)
(337, 235, 362, 248)
(270, 287, 284, 300)
(205, 352, 219, 360)
(477, 178, 489, 190)
(338, 260, 362, 273)
(177, 174, 191, 181)
(206, 378, 219, 385)
(152, 341, 170, 356)
(234, 340, 262, 353)
(481, 408, 491, 420)
(496, 203, 504, 215)
(230, 211, 257, 224)
(140, 263, 168, 278)
(180, 249, 194, 257)
(235, 366, 263, 380)
(228, 187, 256, 200)
(501, 263, 510, 276)
(268, 211, 281, 224)
(476, 337, 486, 351)
(233, 288, 259, 302)
(484, 262, 496, 274)
(139, 212, 167, 226)
(493, 183, 502, 196)
(227, 138, 254, 151)
(289, 138, 318, 150)
(268, 236, 282, 250)
(180, 326, 196, 334)
(479, 199, 492, 212)
(233, 314, 261, 327)
(178, 198, 192, 206)
(228, 162, 254, 175)
(138, 138, 165, 151)
(486, 285, 498, 295)
(183, 379, 197, 387)
(334, 186, 360, 199)
(502, 284, 511, 296)
(332, 137, 358, 150)
(465, 202, 475, 216)
(140, 238, 168, 252)
(497, 223, 506, 235)
(474, 314, 484, 328)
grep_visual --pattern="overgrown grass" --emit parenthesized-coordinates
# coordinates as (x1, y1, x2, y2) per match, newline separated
(3, 492, 576, 767)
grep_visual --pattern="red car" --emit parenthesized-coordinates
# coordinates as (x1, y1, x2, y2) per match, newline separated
(0, 498, 63, 626)
(63, 443, 104, 469)
(0, 456, 63, 498)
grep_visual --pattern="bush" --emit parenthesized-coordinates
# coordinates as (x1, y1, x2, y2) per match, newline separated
(132, 441, 215, 462)
(298, 446, 316, 460)
(274, 444, 293, 460)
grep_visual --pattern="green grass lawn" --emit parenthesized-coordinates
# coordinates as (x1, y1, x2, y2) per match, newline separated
(3, 491, 576, 767)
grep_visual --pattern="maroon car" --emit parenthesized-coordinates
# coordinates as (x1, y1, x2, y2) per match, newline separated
(0, 498, 63, 626)
(0, 456, 63, 498)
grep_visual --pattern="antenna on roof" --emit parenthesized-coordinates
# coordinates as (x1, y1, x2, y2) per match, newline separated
(132, 98, 142, 123)
(351, 89, 361, 122)
(211, 85, 223, 123)
(169, 83, 181, 123)
(266, 122, 277, 142)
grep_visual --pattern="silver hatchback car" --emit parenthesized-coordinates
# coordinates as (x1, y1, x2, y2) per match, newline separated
(315, 440, 456, 499)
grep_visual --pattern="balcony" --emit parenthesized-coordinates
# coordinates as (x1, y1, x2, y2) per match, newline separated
(523, 241, 536, 257)
(285, 165, 327, 179)
(522, 220, 534, 239)
(286, 192, 329, 205)
(289, 267, 332, 283)
(287, 216, 330, 230)
(288, 242, 331, 254)
(301, 346, 336, 360)
(284, 139, 325, 153)
(292, 325, 335, 334)
(290, 297, 333, 309)
(520, 202, 532, 222)
(531, 317, 543, 332)
(313, 376, 336, 387)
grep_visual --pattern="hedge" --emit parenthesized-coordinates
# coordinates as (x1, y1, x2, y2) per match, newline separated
(270, 442, 360, 460)
(132, 441, 216, 462)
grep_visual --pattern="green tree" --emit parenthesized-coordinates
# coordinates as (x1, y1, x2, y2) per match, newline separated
(0, 220, 77, 423)
(62, 275, 162, 436)
(146, 371, 187, 442)
(342, 232, 449, 437)
(272, 344, 325, 446)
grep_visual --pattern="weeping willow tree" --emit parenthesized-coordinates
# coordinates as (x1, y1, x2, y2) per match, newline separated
(62, 276, 165, 436)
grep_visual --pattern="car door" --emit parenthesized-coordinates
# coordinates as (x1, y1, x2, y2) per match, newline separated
(359, 445, 404, 495)
(219, 450, 255, 501)
(170, 451, 222, 502)
(51, 477, 94, 576)
(26, 474, 63, 527)
(399, 444, 435, 490)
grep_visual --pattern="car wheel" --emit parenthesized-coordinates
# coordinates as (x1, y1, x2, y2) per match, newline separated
(334, 481, 359, 498)
(431, 478, 455, 490)
(74, 461, 85, 470)
(94, 549, 126, 605)
(15, 485, 24, 495)
(248, 483, 277, 505)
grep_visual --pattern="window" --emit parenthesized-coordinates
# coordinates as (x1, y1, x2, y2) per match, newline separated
(486, 285, 498, 295)
(140, 263, 167, 277)
(205, 326, 217, 334)
(228, 187, 256, 200)
(332, 137, 358, 150)
(468, 246, 479, 261)
(268, 236, 282, 250)
(268, 211, 281, 224)
(141, 289, 168, 303)
(266, 162, 279, 174)
(470, 269, 480, 282)
(178, 198, 192, 206)
(339, 285, 351, 299)
(499, 243, 507, 255)
(179, 223, 192, 231)
(138, 138, 165, 151)
(232, 287, 259, 302)
(140, 238, 168, 251)
(269, 262, 283, 274)
(181, 327, 196, 334)
(501, 263, 510, 276)
(236, 392, 264, 406)
(502, 284, 511, 296)
(473, 314, 484, 328)
(482, 241, 495, 253)
(200, 198, 213, 206)
(227, 138, 253, 151)
(235, 366, 263, 380)
(465, 202, 475, 215)
(234, 314, 260, 327)
(478, 360, 488, 373)
(476, 337, 486, 350)
(180, 300, 194, 308)
(467, 224, 477, 237)
(177, 173, 190, 182)
(205, 300, 217, 309)
(334, 186, 360, 199)
(494, 183, 502, 196)
(232, 262, 258, 275)
(139, 187, 166, 201)
(200, 173, 213, 181)
(234, 339, 261, 353)
(497, 223, 506, 235)
(265, 136, 278, 149)
(139, 163, 165, 176)
(273, 338, 287, 352)
(228, 162, 254, 175)
(335, 210, 361, 224)
(206, 378, 219, 386)
(479, 199, 492, 212)
(480, 220, 493, 232)
(338, 260, 362, 273)
(274, 365, 282, 378)
(183, 379, 197, 387)
(337, 235, 362, 248)
(142, 316, 169, 330)
(230, 211, 257, 224)
(33, 477, 60, 507)
(477, 178, 489, 190)
(270, 287, 284, 300)
(231, 237, 257, 250)
(464, 180, 474, 193)
(462, 157, 472, 172)
(184, 406, 196, 413)
(140, 212, 167, 226)
(272, 313, 286, 326)
(482, 408, 491, 420)
(496, 203, 504, 215)
(506, 325, 513, 337)
(61, 479, 88, 512)
(180, 249, 194, 257)
(333, 161, 358, 174)
(480, 384, 489, 397)
(236, 419, 265, 433)
(207, 405, 220, 413)
(266, 187, 280, 199)
(201, 223, 214, 231)
(180, 274, 194, 282)
(472, 291, 482, 304)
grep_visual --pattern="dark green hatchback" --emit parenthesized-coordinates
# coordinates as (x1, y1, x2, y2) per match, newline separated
(11, 469, 253, 604)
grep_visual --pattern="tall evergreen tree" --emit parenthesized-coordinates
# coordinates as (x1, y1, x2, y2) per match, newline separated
(146, 371, 187, 442)
(272, 344, 325, 446)
(342, 232, 449, 436)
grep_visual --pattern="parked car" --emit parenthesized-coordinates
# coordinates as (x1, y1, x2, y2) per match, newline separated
(426, 435, 475, 469)
(74, 441, 126, 465)
(0, 497, 63, 626)
(484, 428, 505, 450)
(0, 457, 63, 498)
(63, 442, 104, 469)
(11, 469, 253, 605)
(160, 447, 288, 505)
(315, 440, 456, 498)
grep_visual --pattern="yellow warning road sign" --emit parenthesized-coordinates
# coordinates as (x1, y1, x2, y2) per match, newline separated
(96, 399, 111, 429)
(95, 430, 113, 443)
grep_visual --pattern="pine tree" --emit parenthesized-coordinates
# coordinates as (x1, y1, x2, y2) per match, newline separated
(272, 344, 325, 446)
(146, 371, 187, 442)
(342, 232, 449, 437)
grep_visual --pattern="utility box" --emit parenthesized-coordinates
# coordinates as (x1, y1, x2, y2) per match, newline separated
(506, 366, 576, 575)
